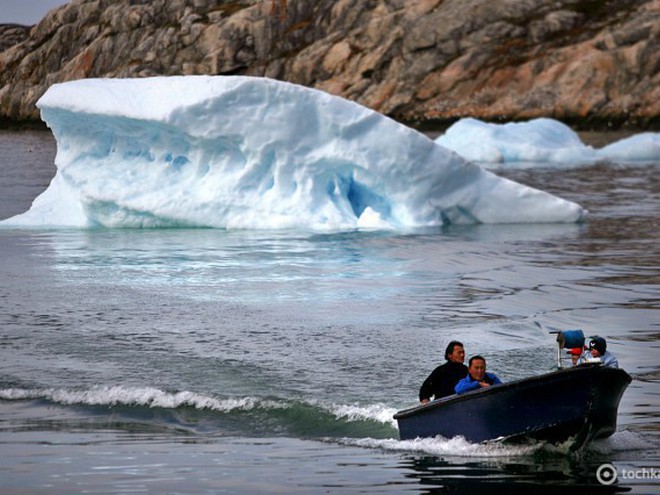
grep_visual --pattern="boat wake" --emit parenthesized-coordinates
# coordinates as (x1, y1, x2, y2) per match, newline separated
(337, 429, 654, 459)
(586, 430, 659, 454)
(2, 385, 652, 459)
(337, 435, 545, 458)
(0, 385, 397, 439)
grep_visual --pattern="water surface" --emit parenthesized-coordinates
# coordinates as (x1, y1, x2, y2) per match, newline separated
(1, 129, 658, 494)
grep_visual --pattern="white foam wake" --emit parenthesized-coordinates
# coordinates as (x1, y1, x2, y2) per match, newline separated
(340, 435, 544, 458)
(339, 429, 655, 458)
(326, 402, 399, 428)
(0, 386, 267, 412)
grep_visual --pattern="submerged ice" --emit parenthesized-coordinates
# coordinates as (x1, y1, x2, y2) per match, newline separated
(3, 76, 586, 229)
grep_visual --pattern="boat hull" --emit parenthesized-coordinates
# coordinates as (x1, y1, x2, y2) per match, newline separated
(394, 365, 631, 446)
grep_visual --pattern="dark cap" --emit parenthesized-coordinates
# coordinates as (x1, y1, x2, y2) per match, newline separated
(589, 337, 607, 355)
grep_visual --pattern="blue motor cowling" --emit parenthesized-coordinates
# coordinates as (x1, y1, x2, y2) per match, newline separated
(557, 329, 585, 349)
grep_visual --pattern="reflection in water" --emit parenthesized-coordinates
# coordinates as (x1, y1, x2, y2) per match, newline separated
(402, 454, 632, 494)
(501, 164, 660, 290)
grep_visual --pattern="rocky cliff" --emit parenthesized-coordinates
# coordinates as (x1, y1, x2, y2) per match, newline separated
(0, 24, 30, 52)
(1, 0, 659, 128)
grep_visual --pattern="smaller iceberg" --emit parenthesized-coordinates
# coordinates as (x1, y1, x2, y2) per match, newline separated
(2, 76, 586, 230)
(598, 133, 660, 163)
(436, 118, 660, 168)
(436, 118, 596, 166)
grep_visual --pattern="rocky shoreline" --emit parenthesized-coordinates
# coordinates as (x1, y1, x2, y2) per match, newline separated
(1, 0, 658, 129)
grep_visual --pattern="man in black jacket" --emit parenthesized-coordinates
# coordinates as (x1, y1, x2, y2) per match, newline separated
(419, 341, 467, 404)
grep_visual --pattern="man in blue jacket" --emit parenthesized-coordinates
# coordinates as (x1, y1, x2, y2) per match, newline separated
(455, 355, 502, 394)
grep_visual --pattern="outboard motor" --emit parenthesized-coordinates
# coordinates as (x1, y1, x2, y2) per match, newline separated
(553, 329, 585, 368)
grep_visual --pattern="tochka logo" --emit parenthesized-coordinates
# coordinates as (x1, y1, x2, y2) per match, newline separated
(597, 463, 660, 485)
(596, 464, 618, 485)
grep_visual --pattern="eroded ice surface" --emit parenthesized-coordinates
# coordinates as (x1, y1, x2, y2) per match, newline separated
(2, 77, 586, 229)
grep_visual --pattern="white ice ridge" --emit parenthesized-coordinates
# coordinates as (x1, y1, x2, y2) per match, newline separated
(436, 117, 660, 168)
(3, 76, 586, 229)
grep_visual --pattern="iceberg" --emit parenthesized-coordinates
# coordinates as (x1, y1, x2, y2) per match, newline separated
(436, 118, 660, 168)
(435, 118, 596, 167)
(2, 76, 586, 229)
(597, 133, 660, 163)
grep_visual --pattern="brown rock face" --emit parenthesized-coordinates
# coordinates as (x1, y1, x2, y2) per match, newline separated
(0, 24, 30, 52)
(1, 0, 658, 128)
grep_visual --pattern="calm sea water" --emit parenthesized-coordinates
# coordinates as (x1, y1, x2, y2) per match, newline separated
(1, 129, 659, 494)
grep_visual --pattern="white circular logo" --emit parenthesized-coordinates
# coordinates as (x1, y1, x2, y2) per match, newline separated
(596, 463, 618, 485)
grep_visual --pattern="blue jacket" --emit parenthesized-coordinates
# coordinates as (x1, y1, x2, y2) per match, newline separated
(455, 372, 502, 394)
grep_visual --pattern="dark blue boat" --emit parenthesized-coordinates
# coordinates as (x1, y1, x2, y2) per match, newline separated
(394, 363, 631, 448)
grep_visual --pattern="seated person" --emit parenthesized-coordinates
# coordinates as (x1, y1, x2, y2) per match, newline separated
(419, 341, 467, 404)
(567, 347, 583, 365)
(579, 336, 619, 368)
(455, 355, 502, 394)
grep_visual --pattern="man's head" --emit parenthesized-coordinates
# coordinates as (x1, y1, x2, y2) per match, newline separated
(468, 355, 487, 381)
(445, 341, 465, 364)
(589, 337, 607, 357)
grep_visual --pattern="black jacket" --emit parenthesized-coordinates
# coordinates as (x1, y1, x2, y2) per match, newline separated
(419, 361, 468, 401)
